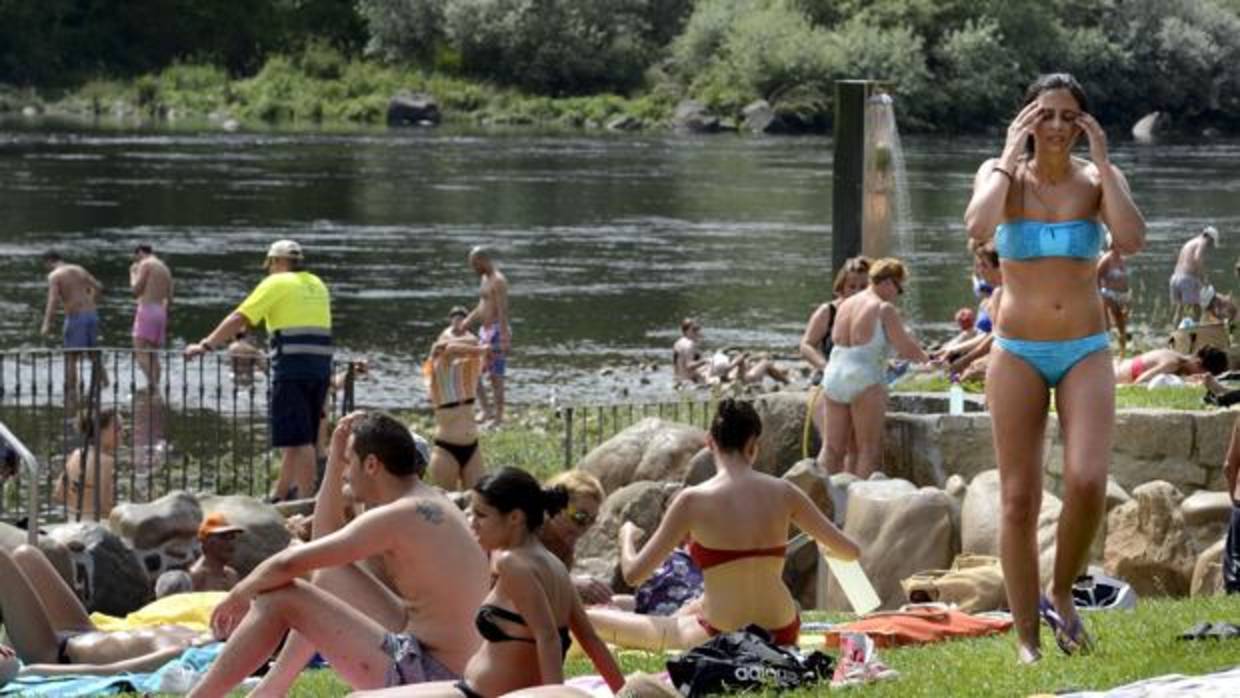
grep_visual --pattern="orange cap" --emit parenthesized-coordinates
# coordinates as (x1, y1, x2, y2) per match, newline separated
(198, 512, 244, 541)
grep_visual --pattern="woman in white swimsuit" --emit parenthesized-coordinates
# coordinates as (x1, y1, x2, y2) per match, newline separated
(821, 258, 929, 478)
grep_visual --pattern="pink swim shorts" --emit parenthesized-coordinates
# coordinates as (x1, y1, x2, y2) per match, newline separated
(133, 302, 167, 345)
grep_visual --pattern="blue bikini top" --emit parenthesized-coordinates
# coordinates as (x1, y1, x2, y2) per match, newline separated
(995, 219, 1101, 261)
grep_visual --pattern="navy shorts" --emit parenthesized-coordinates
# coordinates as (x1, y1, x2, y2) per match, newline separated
(270, 377, 329, 448)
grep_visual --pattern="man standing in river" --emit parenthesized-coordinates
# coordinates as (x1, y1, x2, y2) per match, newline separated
(41, 251, 105, 408)
(463, 246, 510, 427)
(130, 244, 173, 389)
(1170, 225, 1220, 324)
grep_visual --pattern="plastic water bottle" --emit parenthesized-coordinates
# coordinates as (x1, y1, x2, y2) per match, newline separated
(949, 375, 965, 416)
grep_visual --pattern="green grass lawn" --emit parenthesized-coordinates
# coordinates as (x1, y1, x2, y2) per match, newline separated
(222, 595, 1240, 697)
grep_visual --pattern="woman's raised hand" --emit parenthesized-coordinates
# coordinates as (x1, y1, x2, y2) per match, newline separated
(1003, 101, 1042, 159)
(1078, 113, 1109, 165)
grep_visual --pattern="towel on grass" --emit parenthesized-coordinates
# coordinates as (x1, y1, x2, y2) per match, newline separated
(1, 643, 222, 696)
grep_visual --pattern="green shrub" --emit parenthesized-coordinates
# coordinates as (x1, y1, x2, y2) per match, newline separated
(298, 40, 347, 80)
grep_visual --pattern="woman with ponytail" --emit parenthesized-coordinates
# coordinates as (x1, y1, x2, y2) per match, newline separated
(356, 467, 624, 698)
(587, 398, 861, 651)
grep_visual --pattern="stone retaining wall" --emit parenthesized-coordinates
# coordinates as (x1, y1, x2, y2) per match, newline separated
(883, 406, 1234, 495)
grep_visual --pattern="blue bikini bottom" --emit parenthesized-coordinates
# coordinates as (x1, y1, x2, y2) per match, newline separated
(993, 332, 1110, 387)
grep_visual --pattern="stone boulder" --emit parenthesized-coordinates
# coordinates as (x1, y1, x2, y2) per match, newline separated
(1191, 538, 1226, 597)
(606, 115, 642, 131)
(1180, 490, 1233, 553)
(1104, 481, 1196, 597)
(782, 459, 836, 525)
(829, 473, 859, 525)
(960, 469, 1069, 586)
(1132, 111, 1163, 144)
(1105, 477, 1132, 512)
(742, 100, 778, 134)
(574, 480, 682, 592)
(683, 447, 715, 486)
(47, 522, 151, 615)
(782, 535, 821, 610)
(825, 479, 954, 611)
(672, 100, 720, 134)
(0, 521, 73, 584)
(578, 418, 705, 494)
(387, 92, 440, 127)
(752, 392, 816, 478)
(110, 490, 202, 578)
(197, 495, 290, 577)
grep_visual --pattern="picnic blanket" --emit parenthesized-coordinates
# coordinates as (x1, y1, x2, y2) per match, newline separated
(0, 643, 222, 696)
(1052, 665, 1240, 697)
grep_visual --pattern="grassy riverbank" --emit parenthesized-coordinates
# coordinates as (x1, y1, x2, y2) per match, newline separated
(20, 53, 677, 131)
(239, 595, 1240, 697)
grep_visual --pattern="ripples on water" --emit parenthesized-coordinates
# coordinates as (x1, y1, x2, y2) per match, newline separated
(1, 121, 1238, 407)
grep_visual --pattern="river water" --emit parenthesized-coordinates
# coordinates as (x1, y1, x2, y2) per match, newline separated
(2, 120, 1237, 407)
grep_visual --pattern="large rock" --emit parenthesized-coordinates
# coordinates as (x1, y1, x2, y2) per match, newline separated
(109, 490, 202, 579)
(197, 495, 290, 577)
(578, 418, 705, 494)
(574, 480, 682, 592)
(110, 490, 201, 550)
(829, 473, 860, 525)
(47, 522, 151, 615)
(883, 413, 1003, 487)
(683, 447, 715, 486)
(1104, 481, 1196, 597)
(825, 479, 954, 611)
(672, 100, 720, 134)
(752, 392, 816, 478)
(0, 521, 73, 584)
(1191, 538, 1226, 597)
(960, 469, 1069, 586)
(782, 459, 836, 526)
(779, 459, 842, 608)
(742, 100, 778, 134)
(1180, 490, 1233, 553)
(387, 92, 440, 127)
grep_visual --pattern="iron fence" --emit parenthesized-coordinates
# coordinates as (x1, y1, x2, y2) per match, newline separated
(559, 396, 719, 469)
(0, 347, 360, 528)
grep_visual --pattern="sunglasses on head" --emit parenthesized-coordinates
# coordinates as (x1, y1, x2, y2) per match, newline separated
(566, 505, 596, 528)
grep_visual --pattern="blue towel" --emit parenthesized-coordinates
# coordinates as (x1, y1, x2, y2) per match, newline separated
(2, 643, 223, 696)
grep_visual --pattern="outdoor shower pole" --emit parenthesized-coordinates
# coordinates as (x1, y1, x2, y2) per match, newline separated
(832, 79, 889, 273)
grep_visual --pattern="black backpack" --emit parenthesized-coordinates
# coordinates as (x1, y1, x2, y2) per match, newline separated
(666, 625, 834, 697)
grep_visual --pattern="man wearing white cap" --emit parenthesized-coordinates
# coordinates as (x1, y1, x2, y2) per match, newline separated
(1171, 225, 1220, 324)
(186, 239, 333, 501)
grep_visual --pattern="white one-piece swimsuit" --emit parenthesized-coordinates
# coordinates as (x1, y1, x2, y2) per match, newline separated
(822, 316, 889, 404)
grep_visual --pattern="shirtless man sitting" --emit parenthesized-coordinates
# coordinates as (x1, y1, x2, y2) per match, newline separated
(189, 513, 242, 592)
(41, 251, 106, 407)
(187, 411, 489, 697)
(463, 247, 511, 426)
(130, 244, 173, 389)
(672, 318, 709, 384)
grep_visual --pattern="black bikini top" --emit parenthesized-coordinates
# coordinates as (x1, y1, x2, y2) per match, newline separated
(475, 604, 571, 657)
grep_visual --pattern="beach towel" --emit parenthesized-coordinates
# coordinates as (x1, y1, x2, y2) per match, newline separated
(0, 643, 222, 696)
(824, 604, 1012, 649)
(89, 591, 225, 633)
(1054, 665, 1240, 697)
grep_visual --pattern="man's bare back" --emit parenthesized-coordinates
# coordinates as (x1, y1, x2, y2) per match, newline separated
(477, 269, 510, 330)
(131, 255, 173, 307)
(1175, 236, 1208, 277)
(44, 264, 101, 325)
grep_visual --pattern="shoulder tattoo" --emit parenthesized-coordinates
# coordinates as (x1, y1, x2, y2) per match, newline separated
(415, 501, 444, 525)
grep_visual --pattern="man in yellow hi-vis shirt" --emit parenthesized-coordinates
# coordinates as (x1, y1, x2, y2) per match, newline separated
(186, 240, 332, 501)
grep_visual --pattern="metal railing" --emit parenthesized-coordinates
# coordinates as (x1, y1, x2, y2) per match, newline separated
(0, 347, 361, 529)
(559, 396, 719, 468)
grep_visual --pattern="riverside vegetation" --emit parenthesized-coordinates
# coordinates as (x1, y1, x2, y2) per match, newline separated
(4, 0, 1240, 134)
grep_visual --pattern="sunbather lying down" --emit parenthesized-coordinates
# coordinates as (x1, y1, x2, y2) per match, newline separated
(0, 544, 211, 677)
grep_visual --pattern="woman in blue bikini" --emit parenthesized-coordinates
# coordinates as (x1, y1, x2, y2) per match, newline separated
(964, 73, 1145, 663)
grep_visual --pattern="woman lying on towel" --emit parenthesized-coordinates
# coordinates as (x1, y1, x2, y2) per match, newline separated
(587, 398, 861, 651)
(355, 467, 625, 698)
(0, 544, 209, 676)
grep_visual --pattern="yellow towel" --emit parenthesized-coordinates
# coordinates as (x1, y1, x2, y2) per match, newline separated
(89, 592, 226, 633)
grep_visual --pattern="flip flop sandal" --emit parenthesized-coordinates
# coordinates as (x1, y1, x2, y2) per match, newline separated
(1037, 595, 1080, 656)
(1058, 614, 1095, 656)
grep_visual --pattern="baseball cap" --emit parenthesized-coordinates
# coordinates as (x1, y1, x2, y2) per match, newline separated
(448, 306, 469, 319)
(262, 239, 304, 267)
(1203, 226, 1220, 245)
(198, 512, 244, 541)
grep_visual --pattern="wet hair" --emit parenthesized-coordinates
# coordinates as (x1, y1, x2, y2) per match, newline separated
(1021, 73, 1089, 156)
(474, 466, 569, 531)
(1196, 346, 1229, 376)
(469, 245, 493, 262)
(832, 256, 872, 296)
(545, 469, 605, 504)
(133, 244, 153, 255)
(78, 409, 119, 440)
(709, 398, 762, 452)
(42, 251, 62, 264)
(681, 317, 699, 333)
(869, 257, 908, 286)
(350, 411, 426, 477)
